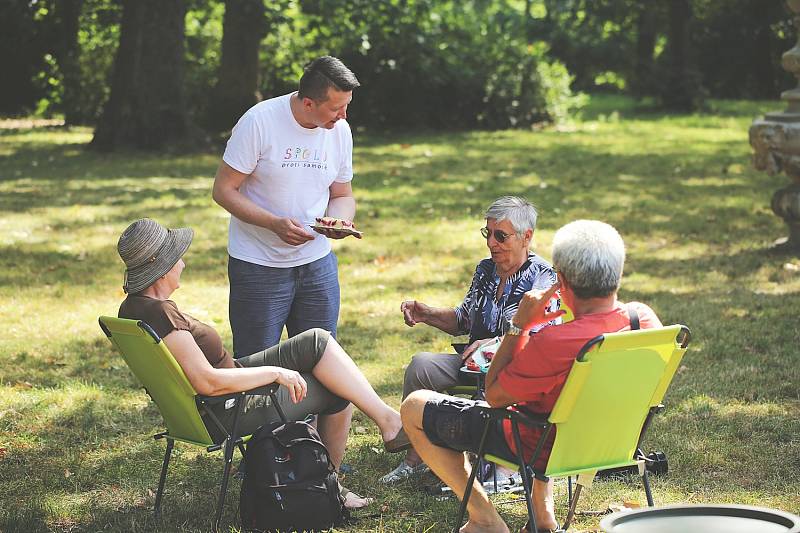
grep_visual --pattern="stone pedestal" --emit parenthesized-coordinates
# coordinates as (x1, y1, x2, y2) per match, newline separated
(749, 0, 800, 252)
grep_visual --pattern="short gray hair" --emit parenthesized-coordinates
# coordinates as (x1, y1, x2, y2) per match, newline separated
(484, 196, 538, 234)
(552, 220, 625, 299)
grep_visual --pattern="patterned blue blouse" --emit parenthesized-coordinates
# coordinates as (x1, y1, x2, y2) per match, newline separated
(454, 252, 559, 343)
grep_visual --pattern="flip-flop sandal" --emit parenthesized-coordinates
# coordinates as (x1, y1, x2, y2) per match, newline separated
(340, 486, 374, 509)
(521, 521, 565, 533)
(383, 427, 412, 453)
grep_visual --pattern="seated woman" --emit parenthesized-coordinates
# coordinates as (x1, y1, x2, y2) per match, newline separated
(116, 218, 409, 509)
(382, 196, 560, 483)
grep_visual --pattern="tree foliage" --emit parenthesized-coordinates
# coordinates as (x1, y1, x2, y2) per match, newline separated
(292, 0, 580, 129)
(2, 0, 795, 139)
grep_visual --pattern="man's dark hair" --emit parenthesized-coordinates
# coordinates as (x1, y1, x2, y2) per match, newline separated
(298, 56, 360, 102)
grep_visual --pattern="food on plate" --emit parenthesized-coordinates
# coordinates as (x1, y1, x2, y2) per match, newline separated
(315, 216, 355, 230)
(311, 216, 362, 238)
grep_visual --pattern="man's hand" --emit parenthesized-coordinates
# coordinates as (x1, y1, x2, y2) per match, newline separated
(400, 300, 429, 327)
(272, 367, 308, 404)
(514, 282, 565, 331)
(271, 217, 316, 246)
(461, 337, 498, 362)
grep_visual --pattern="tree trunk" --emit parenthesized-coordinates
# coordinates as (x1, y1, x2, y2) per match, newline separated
(748, 0, 779, 99)
(207, 0, 268, 131)
(631, 1, 657, 98)
(91, 0, 190, 151)
(0, 2, 43, 114)
(662, 0, 702, 111)
(51, 0, 84, 125)
(518, 0, 535, 123)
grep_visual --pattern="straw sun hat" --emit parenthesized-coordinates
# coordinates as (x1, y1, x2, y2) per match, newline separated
(117, 218, 193, 294)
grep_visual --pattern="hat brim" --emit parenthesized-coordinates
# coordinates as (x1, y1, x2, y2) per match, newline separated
(123, 227, 193, 293)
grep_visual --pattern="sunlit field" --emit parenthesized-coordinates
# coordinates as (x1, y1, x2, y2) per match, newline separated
(1, 95, 798, 531)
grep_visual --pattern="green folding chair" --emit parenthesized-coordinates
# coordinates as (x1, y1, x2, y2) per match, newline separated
(98, 316, 278, 532)
(455, 324, 691, 533)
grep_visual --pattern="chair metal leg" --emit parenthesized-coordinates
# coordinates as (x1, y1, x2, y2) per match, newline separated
(562, 483, 583, 531)
(213, 394, 245, 533)
(642, 470, 654, 507)
(154, 438, 174, 518)
(567, 475, 573, 509)
(454, 450, 485, 533)
(511, 421, 537, 533)
(213, 437, 236, 533)
(454, 417, 493, 533)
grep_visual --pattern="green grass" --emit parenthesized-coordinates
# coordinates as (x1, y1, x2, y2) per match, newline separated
(1, 94, 799, 532)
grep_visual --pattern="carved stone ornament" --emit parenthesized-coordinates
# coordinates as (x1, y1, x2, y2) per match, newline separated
(749, 0, 800, 251)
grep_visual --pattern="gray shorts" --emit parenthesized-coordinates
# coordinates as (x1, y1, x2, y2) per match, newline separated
(204, 328, 349, 442)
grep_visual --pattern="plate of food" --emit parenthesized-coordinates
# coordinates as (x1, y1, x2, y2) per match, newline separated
(465, 338, 501, 373)
(310, 217, 363, 238)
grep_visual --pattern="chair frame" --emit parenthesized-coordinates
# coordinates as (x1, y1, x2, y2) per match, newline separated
(454, 325, 691, 533)
(99, 317, 279, 533)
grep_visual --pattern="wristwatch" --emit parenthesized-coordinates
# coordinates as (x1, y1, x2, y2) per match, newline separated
(506, 319, 527, 336)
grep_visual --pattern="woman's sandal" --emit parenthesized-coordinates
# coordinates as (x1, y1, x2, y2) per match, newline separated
(340, 486, 374, 509)
(521, 521, 565, 533)
(383, 427, 412, 453)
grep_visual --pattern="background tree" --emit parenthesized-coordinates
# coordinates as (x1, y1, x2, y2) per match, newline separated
(48, 0, 84, 125)
(91, 0, 191, 151)
(2, 0, 795, 139)
(692, 0, 792, 99)
(0, 2, 46, 115)
(630, 0, 660, 98)
(298, 0, 578, 129)
(658, 0, 704, 111)
(206, 0, 268, 131)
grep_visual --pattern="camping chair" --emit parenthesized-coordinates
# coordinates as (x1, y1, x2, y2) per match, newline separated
(454, 324, 691, 533)
(98, 316, 279, 532)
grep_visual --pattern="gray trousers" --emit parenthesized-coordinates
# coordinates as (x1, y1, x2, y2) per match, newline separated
(402, 351, 472, 399)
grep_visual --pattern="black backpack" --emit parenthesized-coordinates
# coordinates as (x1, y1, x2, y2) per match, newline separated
(240, 407, 348, 532)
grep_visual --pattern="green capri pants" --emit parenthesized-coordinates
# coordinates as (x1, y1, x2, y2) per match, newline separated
(203, 328, 349, 442)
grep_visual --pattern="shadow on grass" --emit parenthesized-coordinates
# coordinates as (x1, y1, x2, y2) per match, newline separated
(0, 371, 246, 532)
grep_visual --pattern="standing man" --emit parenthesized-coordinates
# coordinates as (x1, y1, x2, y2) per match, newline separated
(213, 56, 360, 358)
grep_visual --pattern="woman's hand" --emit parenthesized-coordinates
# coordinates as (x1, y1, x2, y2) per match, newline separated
(273, 367, 308, 404)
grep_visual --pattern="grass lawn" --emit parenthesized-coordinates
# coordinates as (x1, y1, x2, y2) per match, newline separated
(1, 95, 798, 532)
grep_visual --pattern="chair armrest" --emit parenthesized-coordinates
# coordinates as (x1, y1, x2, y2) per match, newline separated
(476, 404, 550, 428)
(196, 383, 280, 405)
(509, 407, 550, 428)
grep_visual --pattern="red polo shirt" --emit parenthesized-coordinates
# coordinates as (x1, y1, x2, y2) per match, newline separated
(497, 301, 662, 471)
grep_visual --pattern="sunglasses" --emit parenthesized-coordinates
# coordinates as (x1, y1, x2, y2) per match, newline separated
(480, 227, 516, 243)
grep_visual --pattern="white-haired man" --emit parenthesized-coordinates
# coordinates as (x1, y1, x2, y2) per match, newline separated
(401, 220, 662, 533)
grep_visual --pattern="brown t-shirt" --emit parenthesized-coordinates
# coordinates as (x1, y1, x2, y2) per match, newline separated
(119, 295, 236, 369)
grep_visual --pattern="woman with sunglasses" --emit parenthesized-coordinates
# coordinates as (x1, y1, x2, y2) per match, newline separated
(381, 196, 560, 484)
(116, 218, 409, 509)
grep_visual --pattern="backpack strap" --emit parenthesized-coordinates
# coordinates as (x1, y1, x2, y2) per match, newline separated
(626, 303, 640, 331)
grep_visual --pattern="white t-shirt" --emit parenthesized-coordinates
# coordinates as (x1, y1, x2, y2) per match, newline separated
(222, 92, 354, 267)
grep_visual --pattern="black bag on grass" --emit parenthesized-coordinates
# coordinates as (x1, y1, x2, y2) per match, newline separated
(240, 417, 347, 532)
